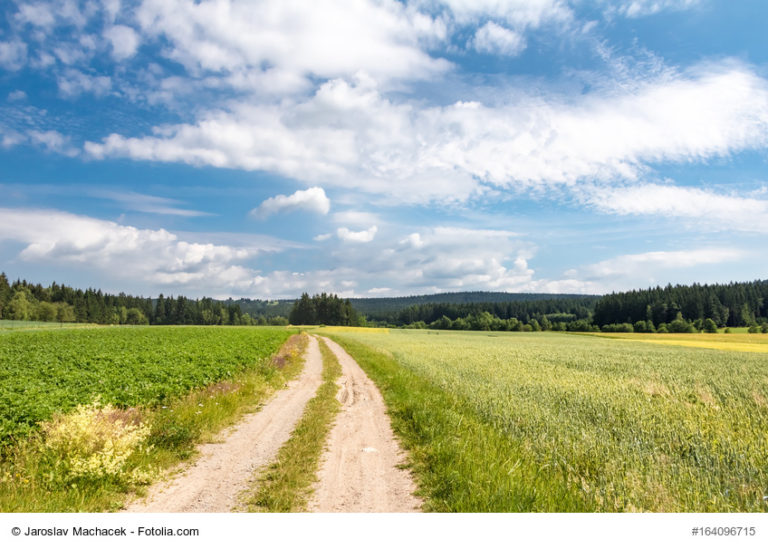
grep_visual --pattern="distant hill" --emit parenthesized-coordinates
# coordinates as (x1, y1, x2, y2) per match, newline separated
(225, 291, 600, 321)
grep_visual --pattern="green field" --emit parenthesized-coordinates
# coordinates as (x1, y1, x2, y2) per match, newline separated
(323, 329, 768, 512)
(0, 326, 292, 444)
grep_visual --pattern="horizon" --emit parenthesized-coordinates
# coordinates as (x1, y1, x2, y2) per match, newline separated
(1, 1, 767, 299)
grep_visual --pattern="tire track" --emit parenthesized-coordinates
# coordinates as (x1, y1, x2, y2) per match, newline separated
(308, 336, 422, 512)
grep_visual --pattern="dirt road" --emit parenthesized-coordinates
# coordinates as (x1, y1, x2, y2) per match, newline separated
(124, 335, 324, 513)
(308, 336, 422, 512)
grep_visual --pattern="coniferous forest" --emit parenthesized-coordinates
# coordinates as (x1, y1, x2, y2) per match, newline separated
(1, 272, 766, 332)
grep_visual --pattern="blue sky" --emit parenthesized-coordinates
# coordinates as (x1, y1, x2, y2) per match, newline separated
(1, 0, 767, 299)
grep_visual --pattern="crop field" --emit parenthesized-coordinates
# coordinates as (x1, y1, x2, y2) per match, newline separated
(326, 329, 768, 512)
(0, 326, 291, 444)
(592, 332, 768, 353)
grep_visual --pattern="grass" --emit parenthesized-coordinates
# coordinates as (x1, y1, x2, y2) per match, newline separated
(325, 329, 768, 512)
(0, 319, 98, 331)
(244, 337, 342, 512)
(0, 331, 308, 512)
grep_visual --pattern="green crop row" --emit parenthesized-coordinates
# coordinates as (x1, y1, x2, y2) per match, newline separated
(0, 326, 292, 445)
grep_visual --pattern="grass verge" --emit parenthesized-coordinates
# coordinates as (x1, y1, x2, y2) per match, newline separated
(0, 333, 307, 512)
(244, 337, 342, 512)
(324, 334, 594, 512)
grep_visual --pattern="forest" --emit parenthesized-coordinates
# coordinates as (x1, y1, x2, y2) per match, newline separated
(0, 274, 284, 326)
(1, 272, 766, 332)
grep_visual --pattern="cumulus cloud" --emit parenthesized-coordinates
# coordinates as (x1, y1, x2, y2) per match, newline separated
(104, 25, 140, 61)
(0, 208, 253, 286)
(337, 226, 378, 243)
(135, 0, 449, 90)
(471, 21, 526, 56)
(0, 40, 27, 71)
(325, 226, 534, 293)
(585, 183, 768, 233)
(250, 187, 330, 220)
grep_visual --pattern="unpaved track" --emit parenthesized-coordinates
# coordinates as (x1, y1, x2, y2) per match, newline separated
(308, 336, 422, 512)
(124, 336, 324, 513)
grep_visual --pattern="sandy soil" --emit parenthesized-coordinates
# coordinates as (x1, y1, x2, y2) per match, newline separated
(124, 335, 324, 513)
(308, 336, 422, 512)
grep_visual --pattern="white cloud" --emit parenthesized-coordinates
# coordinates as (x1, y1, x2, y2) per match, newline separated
(328, 226, 534, 293)
(367, 287, 392, 295)
(135, 0, 449, 89)
(0, 208, 253, 287)
(250, 187, 330, 220)
(85, 62, 768, 204)
(332, 210, 381, 227)
(313, 233, 333, 242)
(471, 21, 526, 56)
(0, 40, 27, 71)
(14, 3, 57, 28)
(57, 69, 112, 98)
(337, 226, 378, 243)
(566, 248, 746, 280)
(28, 130, 78, 156)
(423, 0, 572, 28)
(585, 183, 768, 233)
(104, 25, 140, 61)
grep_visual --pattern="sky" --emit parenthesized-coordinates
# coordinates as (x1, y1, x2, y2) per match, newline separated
(0, 0, 767, 299)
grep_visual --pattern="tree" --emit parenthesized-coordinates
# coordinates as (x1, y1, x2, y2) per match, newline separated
(125, 308, 148, 325)
(703, 318, 718, 333)
(0, 273, 11, 319)
(8, 288, 34, 320)
(36, 301, 58, 322)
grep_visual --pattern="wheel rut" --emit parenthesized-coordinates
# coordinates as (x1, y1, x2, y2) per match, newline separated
(308, 336, 422, 512)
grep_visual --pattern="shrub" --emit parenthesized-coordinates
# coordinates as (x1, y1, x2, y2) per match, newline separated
(601, 323, 634, 333)
(41, 399, 152, 484)
(668, 317, 695, 333)
(703, 318, 718, 334)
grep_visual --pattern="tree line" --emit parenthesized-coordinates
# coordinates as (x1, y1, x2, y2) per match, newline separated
(0, 274, 287, 326)
(2, 272, 766, 332)
(593, 280, 768, 329)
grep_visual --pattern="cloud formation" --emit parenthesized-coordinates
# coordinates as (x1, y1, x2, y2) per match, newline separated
(85, 63, 768, 204)
(337, 226, 378, 243)
(0, 208, 252, 287)
(585, 183, 768, 233)
(470, 21, 526, 56)
(250, 187, 331, 220)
